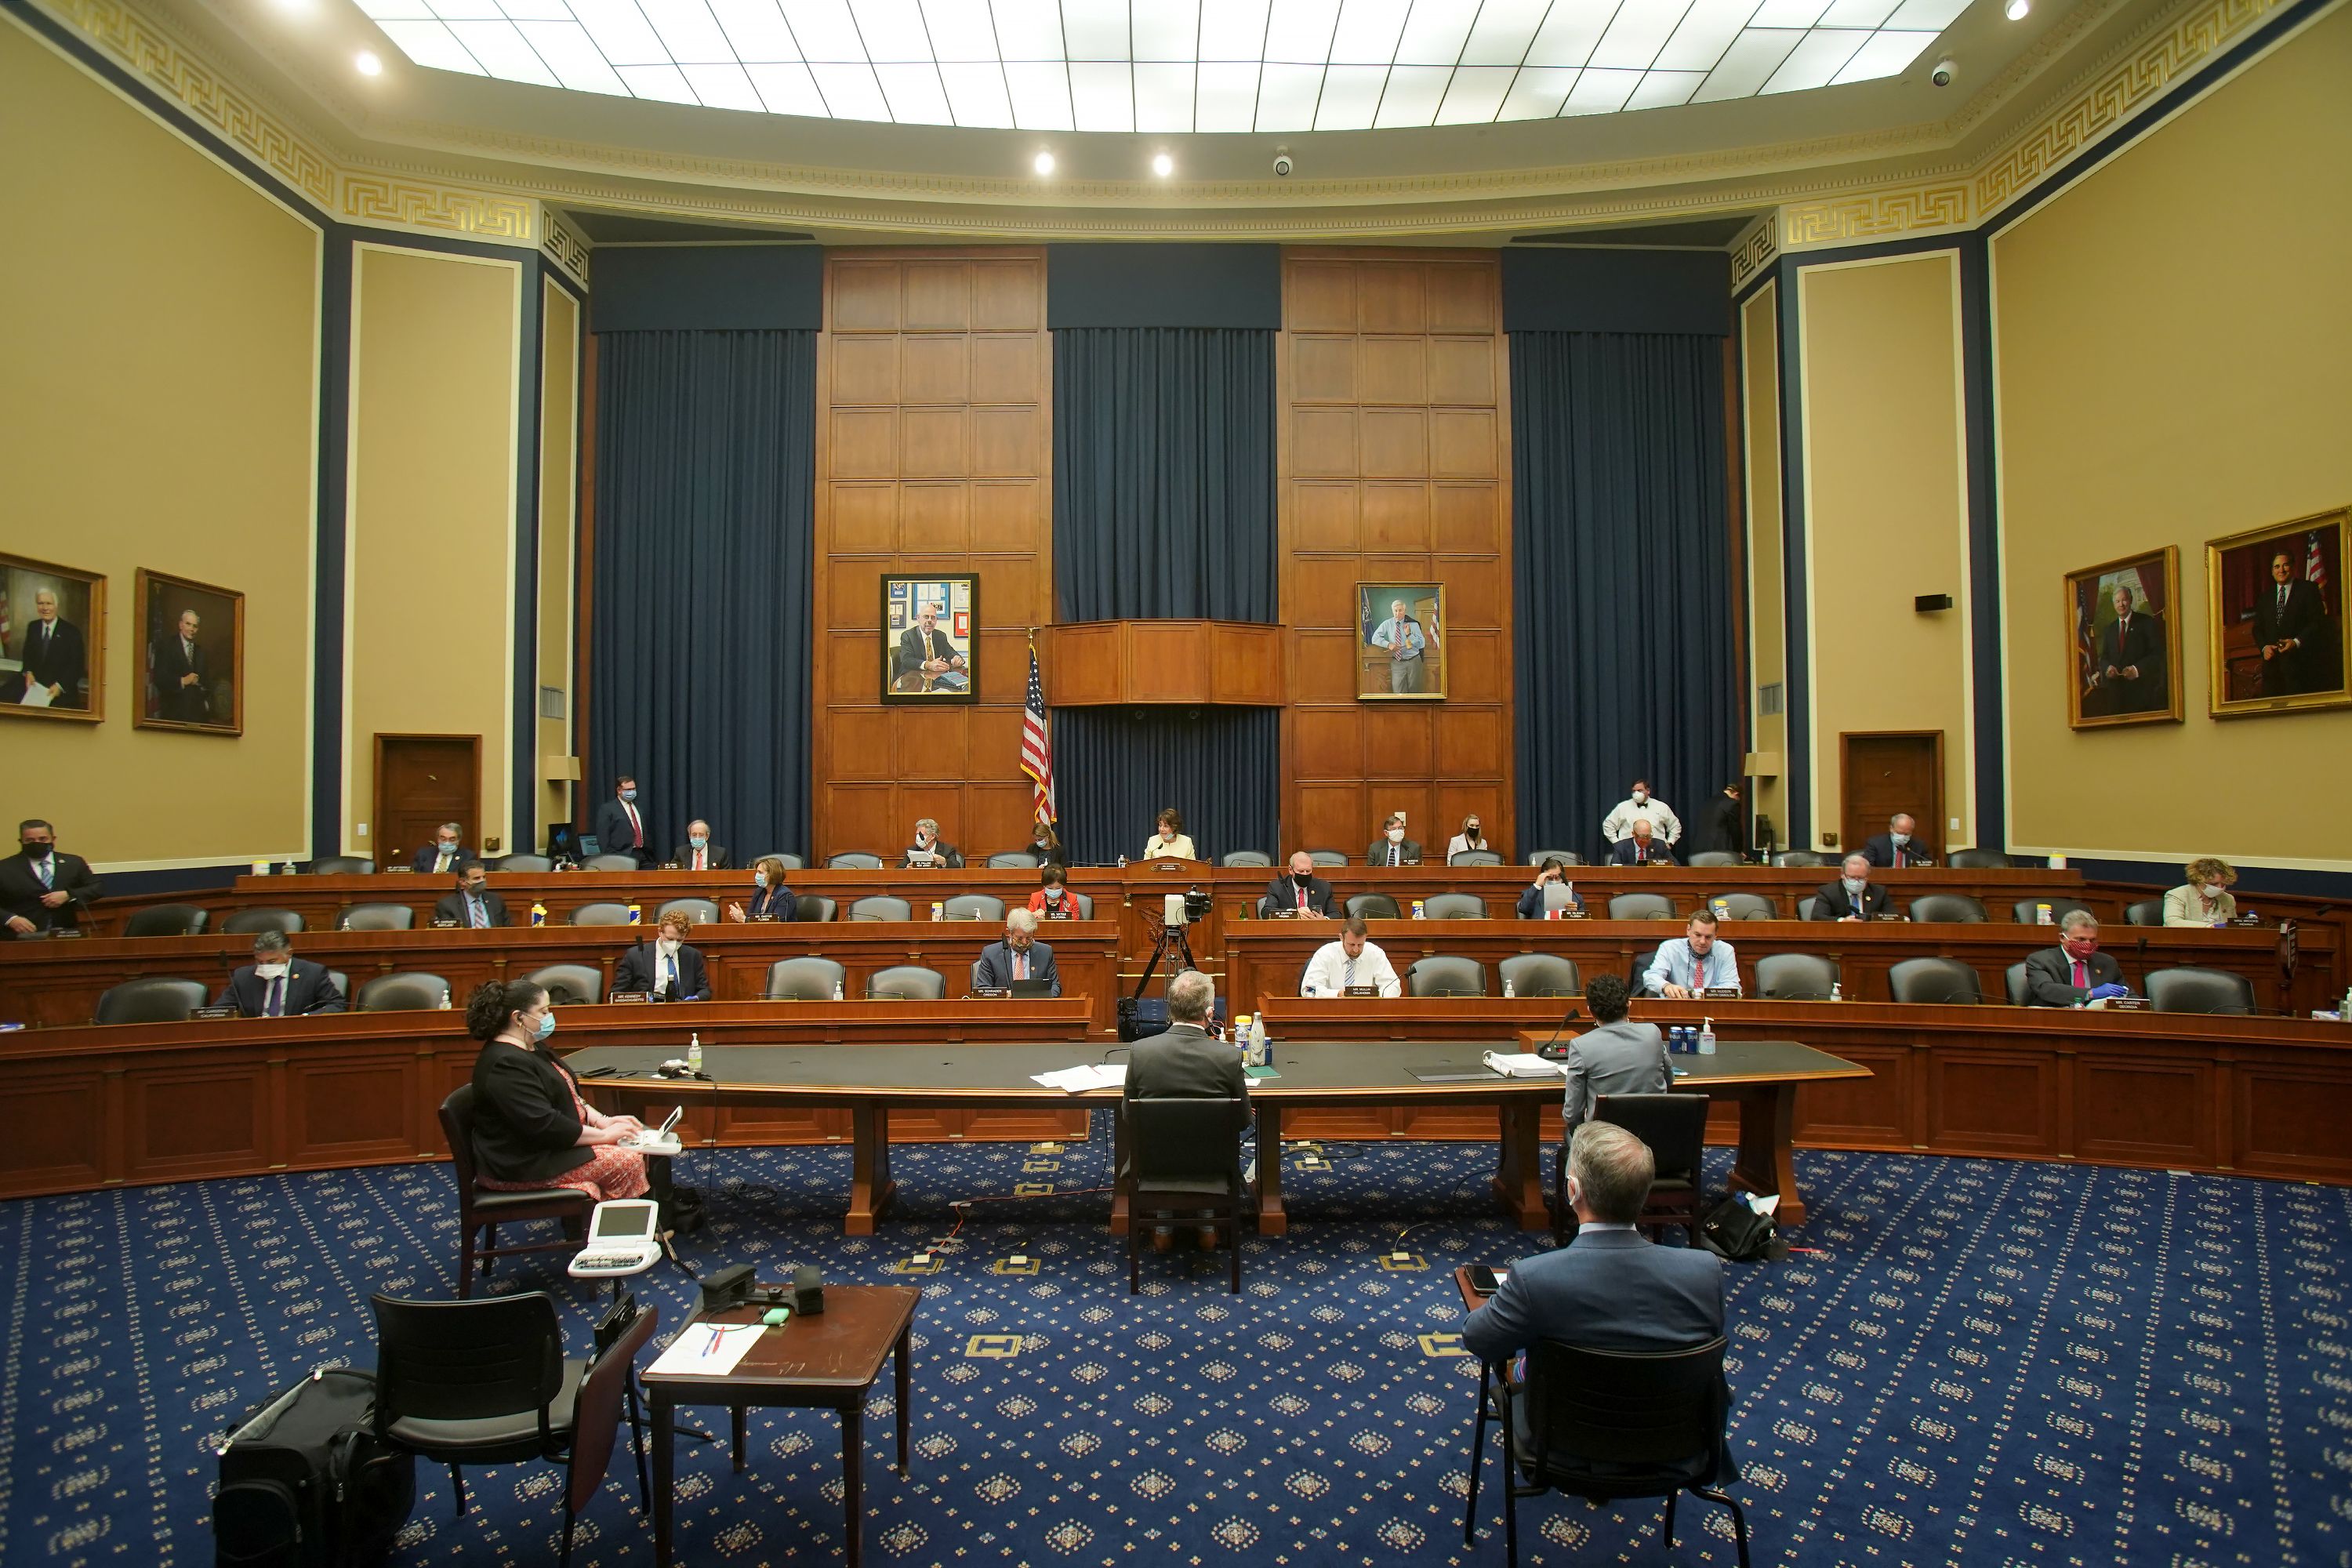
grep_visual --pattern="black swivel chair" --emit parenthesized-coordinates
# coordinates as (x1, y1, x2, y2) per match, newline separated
(2004, 961, 2032, 1006)
(2145, 966, 2256, 1014)
(985, 851, 1042, 869)
(655, 898, 719, 925)
(123, 903, 209, 938)
(1450, 850, 1504, 866)
(945, 895, 1005, 922)
(1525, 850, 1582, 866)
(1220, 851, 1273, 869)
(221, 907, 305, 936)
(1774, 851, 1830, 868)
(866, 965, 947, 1000)
(1948, 848, 2013, 869)
(1582, 1092, 1708, 1246)
(2013, 896, 2094, 926)
(1305, 849, 1348, 868)
(1683, 851, 1740, 868)
(526, 963, 604, 1007)
(437, 1085, 590, 1297)
(1423, 893, 1489, 920)
(307, 856, 376, 874)
(1751, 953, 1839, 1001)
(1346, 892, 1402, 920)
(765, 957, 846, 1000)
(94, 978, 209, 1025)
(794, 895, 837, 922)
(357, 973, 452, 1011)
(1887, 957, 1984, 1004)
(2123, 898, 2165, 927)
(339, 903, 416, 931)
(495, 855, 555, 873)
(1608, 893, 1678, 921)
(1497, 954, 1580, 998)
(1406, 956, 1487, 997)
(1795, 895, 1828, 922)
(1127, 1097, 1247, 1294)
(568, 902, 634, 926)
(826, 851, 884, 869)
(1705, 893, 1777, 922)
(1909, 894, 1990, 924)
(580, 854, 641, 872)
(849, 895, 913, 922)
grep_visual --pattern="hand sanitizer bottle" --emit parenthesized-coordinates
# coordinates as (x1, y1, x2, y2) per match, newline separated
(687, 1032, 703, 1075)
(1698, 1017, 1716, 1055)
(1502, 977, 1515, 998)
(833, 978, 844, 1002)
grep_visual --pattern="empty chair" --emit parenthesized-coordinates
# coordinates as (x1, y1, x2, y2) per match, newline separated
(765, 957, 845, 1000)
(945, 894, 1005, 922)
(1948, 848, 2012, 869)
(526, 963, 604, 1007)
(1059, 891, 1097, 920)
(866, 965, 946, 1000)
(655, 897, 718, 925)
(493, 854, 554, 873)
(1608, 892, 1678, 921)
(220, 907, 305, 936)
(1498, 953, 1581, 998)
(2123, 898, 2165, 927)
(1526, 850, 1583, 866)
(848, 895, 913, 922)
(2005, 961, 2031, 1006)
(1590, 1093, 1709, 1244)
(827, 851, 884, 869)
(1450, 850, 1504, 866)
(568, 902, 633, 926)
(1910, 893, 1990, 924)
(356, 972, 451, 1011)
(1305, 849, 1348, 867)
(1751, 953, 1839, 1001)
(985, 851, 1041, 868)
(1775, 851, 1830, 867)
(1888, 956, 1984, 1005)
(1796, 895, 1828, 922)
(122, 903, 209, 938)
(1346, 892, 1401, 920)
(94, 978, 208, 1025)
(339, 902, 416, 931)
(1406, 956, 1487, 997)
(328, 970, 351, 1002)
(1220, 851, 1273, 868)
(764, 852, 806, 869)
(1704, 893, 1777, 922)
(307, 856, 375, 875)
(793, 895, 837, 922)
(580, 854, 640, 871)
(1424, 893, 1489, 920)
(1683, 851, 1740, 868)
(2013, 896, 2093, 926)
(2145, 966, 2256, 1015)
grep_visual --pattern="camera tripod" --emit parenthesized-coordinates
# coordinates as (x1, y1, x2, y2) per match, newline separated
(1117, 914, 1201, 1041)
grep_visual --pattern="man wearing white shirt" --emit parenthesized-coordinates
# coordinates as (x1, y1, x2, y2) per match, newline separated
(1600, 780, 1681, 848)
(1370, 598, 1428, 693)
(671, 820, 730, 871)
(1300, 916, 1402, 998)
(1642, 910, 1740, 1000)
(412, 822, 467, 875)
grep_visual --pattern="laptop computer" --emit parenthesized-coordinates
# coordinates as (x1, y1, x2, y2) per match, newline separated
(617, 1105, 684, 1155)
(568, 1198, 662, 1277)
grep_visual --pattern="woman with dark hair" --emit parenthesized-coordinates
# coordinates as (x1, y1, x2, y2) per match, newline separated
(726, 855, 795, 922)
(1143, 808, 1195, 862)
(466, 978, 652, 1202)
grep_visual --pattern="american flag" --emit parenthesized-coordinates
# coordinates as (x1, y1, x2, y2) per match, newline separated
(1020, 644, 1056, 826)
(2309, 529, 2331, 593)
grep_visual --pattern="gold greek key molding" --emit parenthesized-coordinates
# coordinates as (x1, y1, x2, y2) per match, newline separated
(1780, 181, 1973, 248)
(1730, 217, 1779, 292)
(337, 172, 535, 241)
(542, 213, 590, 288)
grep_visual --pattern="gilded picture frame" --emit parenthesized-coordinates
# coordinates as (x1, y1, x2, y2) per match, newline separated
(2205, 506, 2350, 718)
(2064, 546, 2182, 729)
(1356, 583, 1446, 701)
(135, 568, 245, 735)
(0, 552, 106, 724)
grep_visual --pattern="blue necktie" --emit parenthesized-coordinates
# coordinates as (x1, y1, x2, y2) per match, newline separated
(665, 954, 677, 994)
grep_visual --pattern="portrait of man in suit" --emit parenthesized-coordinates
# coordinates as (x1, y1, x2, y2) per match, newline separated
(1, 557, 103, 720)
(2068, 548, 2180, 729)
(1357, 583, 1445, 699)
(2209, 513, 2347, 715)
(882, 575, 977, 702)
(137, 570, 241, 733)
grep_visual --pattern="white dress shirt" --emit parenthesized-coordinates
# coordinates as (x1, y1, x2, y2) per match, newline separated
(1300, 939, 1402, 998)
(1602, 797, 1682, 845)
(1642, 938, 1742, 996)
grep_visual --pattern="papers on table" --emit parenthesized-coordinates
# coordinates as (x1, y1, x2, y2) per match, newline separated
(647, 1322, 766, 1377)
(1482, 1051, 1568, 1079)
(1030, 1063, 1127, 1093)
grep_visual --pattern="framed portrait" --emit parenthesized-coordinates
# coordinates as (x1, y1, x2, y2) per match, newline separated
(2206, 506, 2350, 718)
(880, 573, 977, 704)
(1357, 583, 1445, 701)
(0, 553, 105, 723)
(2065, 546, 2182, 729)
(136, 569, 245, 735)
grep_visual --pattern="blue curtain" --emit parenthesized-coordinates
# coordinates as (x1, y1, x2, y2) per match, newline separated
(1052, 707, 1281, 866)
(1510, 332, 1739, 858)
(587, 329, 815, 859)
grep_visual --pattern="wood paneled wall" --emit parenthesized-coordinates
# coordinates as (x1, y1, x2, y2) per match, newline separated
(1279, 249, 1514, 856)
(813, 249, 1052, 858)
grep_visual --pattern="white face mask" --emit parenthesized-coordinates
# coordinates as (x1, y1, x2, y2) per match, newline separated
(1842, 878, 1867, 896)
(1386, 828, 1405, 843)
(1632, 791, 1648, 804)
(1891, 831, 1911, 845)
(255, 963, 289, 980)
(658, 937, 681, 956)
(753, 869, 768, 888)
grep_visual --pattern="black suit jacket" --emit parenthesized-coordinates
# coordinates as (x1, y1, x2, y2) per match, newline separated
(614, 942, 709, 1001)
(1516, 883, 1585, 919)
(153, 631, 211, 723)
(2252, 578, 2328, 695)
(894, 623, 967, 682)
(470, 1041, 593, 1184)
(972, 938, 1059, 996)
(1259, 874, 1335, 918)
(672, 844, 732, 871)
(412, 844, 471, 874)
(902, 840, 965, 869)
(0, 848, 101, 936)
(2097, 612, 2166, 710)
(590, 798, 652, 861)
(1608, 838, 1677, 867)
(1123, 1022, 1248, 1123)
(432, 889, 511, 928)
(17, 617, 86, 708)
(1697, 794, 1745, 856)
(1364, 839, 1423, 866)
(2023, 945, 2123, 1007)
(216, 959, 347, 1017)
(1813, 880, 1892, 920)
(1862, 833, 1934, 869)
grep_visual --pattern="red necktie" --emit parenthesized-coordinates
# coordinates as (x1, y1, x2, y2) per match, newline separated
(2072, 960, 2087, 989)
(1297, 886, 1307, 911)
(625, 802, 641, 847)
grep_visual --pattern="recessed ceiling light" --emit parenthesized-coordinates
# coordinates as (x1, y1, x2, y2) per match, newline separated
(354, 49, 382, 77)
(2005, 0, 2030, 16)
(1152, 152, 1174, 178)
(1033, 150, 1055, 176)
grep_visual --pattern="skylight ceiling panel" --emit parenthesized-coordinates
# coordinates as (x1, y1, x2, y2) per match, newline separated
(1196, 60, 1261, 129)
(1003, 60, 1076, 125)
(1831, 27, 1936, 82)
(709, 0, 802, 61)
(920, 0, 1000, 60)
(379, 19, 489, 73)
(1459, 0, 1549, 66)
(1523, 0, 1618, 69)
(1750, 0, 1830, 24)
(779, 0, 868, 61)
(1131, 0, 1203, 62)
(874, 62, 955, 121)
(1624, 67, 1705, 108)
(1760, 27, 1867, 91)
(1589, 0, 1693, 70)
(808, 60, 893, 117)
(990, 0, 1068, 60)
(1262, 0, 1340, 63)
(851, 0, 938, 62)
(1313, 61, 1386, 126)
(447, 19, 560, 83)
(568, 0, 669, 64)
(1392, 2, 1476, 67)
(1328, 0, 1410, 65)
(1061, 2, 1131, 60)
(1654, 0, 1759, 71)
(1200, 0, 1273, 60)
(615, 63, 702, 103)
(939, 60, 1019, 123)
(1560, 64, 1641, 114)
(1069, 60, 1135, 129)
(644, 1, 737, 64)
(746, 60, 832, 113)
(1371, 62, 1451, 126)
(516, 20, 631, 92)
(1254, 62, 1325, 129)
(1818, 0, 1900, 24)
(1434, 64, 1515, 124)
(426, 0, 502, 19)
(682, 61, 768, 109)
(1690, 25, 1802, 100)
(359, 1, 438, 18)
(1497, 64, 1577, 119)
(1134, 61, 1198, 129)
(1883, 0, 1969, 26)
(495, 0, 571, 16)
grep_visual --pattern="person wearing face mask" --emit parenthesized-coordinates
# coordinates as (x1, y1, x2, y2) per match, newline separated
(216, 930, 346, 1016)
(1862, 813, 1934, 869)
(1143, 808, 1196, 862)
(614, 911, 710, 1002)
(1601, 780, 1681, 851)
(1028, 866, 1083, 920)
(1445, 816, 1490, 862)
(590, 775, 652, 866)
(1259, 852, 1336, 919)
(411, 822, 470, 874)
(1515, 857, 1584, 919)
(1813, 853, 1891, 921)
(902, 818, 965, 869)
(465, 978, 654, 1204)
(1, 818, 100, 938)
(973, 909, 1062, 995)
(431, 860, 510, 929)
(2162, 858, 2238, 927)
(2024, 910, 2129, 1007)
(1365, 813, 1423, 867)
(670, 819, 731, 873)
(1022, 819, 1065, 866)
(728, 857, 796, 922)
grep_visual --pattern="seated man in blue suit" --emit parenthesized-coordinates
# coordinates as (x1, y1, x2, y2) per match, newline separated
(216, 930, 346, 1017)
(971, 909, 1060, 995)
(412, 822, 468, 875)
(613, 909, 709, 1001)
(1464, 1121, 1730, 1471)
(1607, 818, 1678, 866)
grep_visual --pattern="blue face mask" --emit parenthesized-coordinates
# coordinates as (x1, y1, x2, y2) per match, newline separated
(691, 837, 707, 850)
(753, 869, 768, 888)
(535, 1011, 557, 1040)
(620, 788, 637, 802)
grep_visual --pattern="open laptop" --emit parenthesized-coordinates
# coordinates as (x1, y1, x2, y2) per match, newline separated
(618, 1105, 684, 1155)
(568, 1198, 662, 1276)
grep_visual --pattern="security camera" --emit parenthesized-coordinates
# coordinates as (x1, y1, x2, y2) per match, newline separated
(1272, 152, 1294, 177)
(1931, 57, 1956, 86)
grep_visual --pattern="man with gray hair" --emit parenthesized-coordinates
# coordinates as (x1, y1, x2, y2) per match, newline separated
(1813, 852, 1890, 920)
(973, 907, 1059, 995)
(1465, 1122, 1729, 1461)
(412, 822, 468, 875)
(2022, 909, 2127, 1007)
(903, 817, 964, 869)
(215, 929, 346, 1018)
(1124, 967, 1248, 1254)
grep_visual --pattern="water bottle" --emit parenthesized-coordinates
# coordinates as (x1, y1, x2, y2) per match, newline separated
(687, 1033, 702, 1075)
(2034, 902, 2053, 926)
(1248, 1016, 1268, 1067)
(530, 900, 546, 927)
(438, 986, 452, 1010)
(1698, 1017, 1716, 1056)
(931, 902, 944, 922)
(626, 899, 642, 924)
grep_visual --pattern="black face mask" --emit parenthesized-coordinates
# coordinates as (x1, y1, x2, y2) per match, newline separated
(22, 841, 53, 858)
(1293, 873, 1312, 887)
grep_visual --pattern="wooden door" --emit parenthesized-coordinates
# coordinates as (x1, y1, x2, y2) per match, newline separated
(1838, 731, 1942, 856)
(373, 734, 481, 867)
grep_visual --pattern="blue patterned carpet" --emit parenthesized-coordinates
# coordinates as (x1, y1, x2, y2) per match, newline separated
(0, 1123, 2344, 1566)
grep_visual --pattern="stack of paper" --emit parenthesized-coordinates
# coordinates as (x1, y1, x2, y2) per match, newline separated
(1030, 1063, 1127, 1093)
(646, 1322, 765, 1377)
(1482, 1051, 1568, 1079)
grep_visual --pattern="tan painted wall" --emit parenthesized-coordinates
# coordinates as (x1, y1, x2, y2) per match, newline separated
(1994, 3, 2352, 870)
(343, 245, 520, 858)
(1740, 283, 1787, 841)
(0, 20, 318, 870)
(535, 280, 579, 840)
(1798, 253, 1974, 853)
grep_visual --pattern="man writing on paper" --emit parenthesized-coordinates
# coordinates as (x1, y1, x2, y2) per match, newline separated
(1300, 916, 1402, 998)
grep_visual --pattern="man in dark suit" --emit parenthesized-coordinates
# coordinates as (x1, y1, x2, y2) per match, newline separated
(1813, 853, 1893, 920)
(1608, 819, 1677, 866)
(614, 911, 709, 1001)
(412, 823, 468, 875)
(1515, 857, 1584, 918)
(2252, 547, 2328, 696)
(1366, 813, 1422, 867)
(1559, 975, 1669, 1138)
(2094, 583, 2166, 713)
(216, 930, 346, 1017)
(2023, 910, 2128, 1007)
(672, 820, 730, 872)
(1465, 1120, 1730, 1468)
(1123, 967, 1248, 1250)
(13, 587, 86, 709)
(1259, 852, 1336, 918)
(1697, 782, 1745, 858)
(893, 601, 968, 691)
(2, 819, 101, 938)
(1862, 814, 1934, 869)
(431, 861, 510, 929)
(903, 818, 964, 869)
(590, 775, 652, 866)
(971, 910, 1060, 995)
(153, 606, 212, 724)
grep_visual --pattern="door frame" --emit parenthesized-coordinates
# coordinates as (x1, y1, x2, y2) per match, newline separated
(1837, 729, 1943, 855)
(372, 732, 484, 859)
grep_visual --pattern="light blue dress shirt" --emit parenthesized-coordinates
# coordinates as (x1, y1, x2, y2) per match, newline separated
(1642, 938, 1741, 996)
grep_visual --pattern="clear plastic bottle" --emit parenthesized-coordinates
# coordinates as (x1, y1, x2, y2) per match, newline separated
(1698, 1017, 1716, 1055)
(1247, 1015, 1268, 1066)
(1829, 980, 1843, 1002)
(832, 978, 844, 1002)
(1502, 978, 1515, 999)
(687, 1032, 703, 1075)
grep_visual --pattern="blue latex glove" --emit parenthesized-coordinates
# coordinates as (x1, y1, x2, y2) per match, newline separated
(2087, 982, 2129, 1001)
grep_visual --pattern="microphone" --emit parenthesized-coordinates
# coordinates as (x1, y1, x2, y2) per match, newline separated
(1533, 1004, 1585, 1061)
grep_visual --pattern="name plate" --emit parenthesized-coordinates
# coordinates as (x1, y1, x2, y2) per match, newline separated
(659, 861, 682, 871)
(386, 866, 415, 874)
(608, 991, 652, 1005)
(192, 1004, 240, 1020)
(430, 918, 460, 930)
(1700, 987, 1744, 1000)
(750, 914, 780, 924)
(1343, 985, 1379, 998)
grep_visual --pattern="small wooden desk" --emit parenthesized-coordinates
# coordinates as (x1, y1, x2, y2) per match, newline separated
(643, 1284, 917, 1568)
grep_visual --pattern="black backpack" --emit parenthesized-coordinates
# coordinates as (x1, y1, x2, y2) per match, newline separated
(213, 1367, 416, 1567)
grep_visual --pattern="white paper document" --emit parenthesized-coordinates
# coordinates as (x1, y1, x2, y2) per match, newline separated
(1481, 1051, 1568, 1079)
(1030, 1064, 1127, 1093)
(647, 1322, 766, 1377)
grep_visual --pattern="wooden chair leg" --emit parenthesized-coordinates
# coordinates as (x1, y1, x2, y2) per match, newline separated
(560, 1504, 575, 1568)
(1129, 1211, 1141, 1294)
(625, 1377, 649, 1508)
(481, 1223, 499, 1279)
